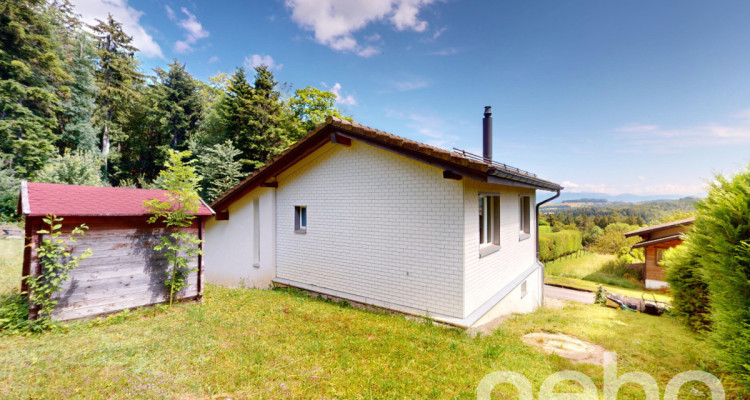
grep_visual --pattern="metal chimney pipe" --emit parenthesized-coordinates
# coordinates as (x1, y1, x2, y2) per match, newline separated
(482, 106, 492, 161)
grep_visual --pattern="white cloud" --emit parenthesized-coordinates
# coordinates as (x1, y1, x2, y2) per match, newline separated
(357, 46, 380, 57)
(616, 113, 750, 148)
(385, 108, 460, 149)
(392, 79, 428, 91)
(285, 0, 434, 56)
(169, 7, 210, 54)
(69, 0, 163, 58)
(561, 180, 706, 196)
(244, 54, 283, 70)
(432, 26, 447, 40)
(208, 56, 219, 64)
(330, 83, 357, 106)
(365, 33, 382, 41)
(431, 47, 457, 56)
(615, 124, 659, 133)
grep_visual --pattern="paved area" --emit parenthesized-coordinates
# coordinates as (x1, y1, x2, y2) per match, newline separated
(544, 284, 595, 304)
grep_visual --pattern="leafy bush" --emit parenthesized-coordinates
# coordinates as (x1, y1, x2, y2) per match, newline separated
(662, 244, 710, 332)
(582, 226, 603, 246)
(539, 230, 583, 262)
(0, 159, 20, 222)
(679, 166, 750, 384)
(34, 151, 106, 186)
(590, 228, 641, 254)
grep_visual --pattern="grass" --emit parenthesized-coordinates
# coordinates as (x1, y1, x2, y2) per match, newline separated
(545, 252, 672, 302)
(545, 275, 673, 304)
(0, 240, 742, 398)
(0, 239, 23, 296)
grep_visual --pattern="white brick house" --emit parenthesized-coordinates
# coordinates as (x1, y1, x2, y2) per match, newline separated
(205, 112, 562, 328)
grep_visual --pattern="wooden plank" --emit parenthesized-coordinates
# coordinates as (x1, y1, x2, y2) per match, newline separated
(52, 291, 199, 321)
(53, 278, 198, 305)
(56, 271, 198, 292)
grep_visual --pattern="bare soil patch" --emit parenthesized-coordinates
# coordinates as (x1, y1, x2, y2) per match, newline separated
(521, 332, 608, 366)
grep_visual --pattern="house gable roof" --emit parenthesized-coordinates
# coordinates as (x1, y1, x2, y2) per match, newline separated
(624, 217, 695, 238)
(211, 117, 562, 212)
(18, 181, 215, 218)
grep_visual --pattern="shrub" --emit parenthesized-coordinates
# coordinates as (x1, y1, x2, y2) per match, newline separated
(539, 229, 582, 262)
(34, 151, 106, 186)
(0, 158, 20, 222)
(590, 228, 641, 254)
(683, 166, 750, 384)
(662, 244, 710, 332)
(582, 226, 603, 246)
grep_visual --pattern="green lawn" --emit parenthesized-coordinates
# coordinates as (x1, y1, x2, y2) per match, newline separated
(544, 252, 673, 303)
(0, 240, 742, 398)
(545, 253, 617, 280)
(0, 239, 23, 296)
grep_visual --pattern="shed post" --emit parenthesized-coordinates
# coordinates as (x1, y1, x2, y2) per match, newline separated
(197, 217, 205, 300)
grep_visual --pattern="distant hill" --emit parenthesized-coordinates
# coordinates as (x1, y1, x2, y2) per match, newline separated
(549, 192, 704, 204)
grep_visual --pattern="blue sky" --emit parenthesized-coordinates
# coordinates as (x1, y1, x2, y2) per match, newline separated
(69, 0, 750, 196)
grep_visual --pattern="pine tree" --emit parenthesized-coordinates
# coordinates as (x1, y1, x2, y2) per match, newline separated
(244, 65, 288, 171)
(217, 68, 255, 169)
(0, 0, 70, 177)
(154, 60, 202, 150)
(91, 14, 142, 174)
(195, 140, 242, 202)
(49, 1, 98, 152)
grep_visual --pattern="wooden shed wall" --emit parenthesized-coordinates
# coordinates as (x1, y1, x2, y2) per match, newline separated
(26, 217, 202, 321)
(643, 238, 682, 283)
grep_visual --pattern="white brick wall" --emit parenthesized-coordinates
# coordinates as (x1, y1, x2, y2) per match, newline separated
(205, 187, 276, 288)
(275, 141, 466, 318)
(462, 179, 537, 316)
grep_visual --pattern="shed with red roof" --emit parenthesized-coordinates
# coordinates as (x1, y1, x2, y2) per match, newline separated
(18, 181, 214, 321)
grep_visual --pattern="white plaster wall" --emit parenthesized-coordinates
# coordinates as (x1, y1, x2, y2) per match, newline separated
(473, 266, 543, 327)
(645, 279, 669, 290)
(463, 179, 537, 317)
(275, 141, 466, 318)
(205, 187, 276, 288)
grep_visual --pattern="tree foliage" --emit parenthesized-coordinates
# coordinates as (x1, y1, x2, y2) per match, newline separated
(1, 5, 358, 205)
(673, 166, 750, 384)
(663, 244, 711, 332)
(144, 150, 203, 305)
(0, 0, 69, 177)
(24, 215, 92, 330)
(195, 140, 243, 202)
(35, 150, 106, 186)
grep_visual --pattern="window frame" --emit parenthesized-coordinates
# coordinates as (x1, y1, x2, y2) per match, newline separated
(519, 195, 531, 240)
(294, 206, 307, 233)
(479, 193, 501, 256)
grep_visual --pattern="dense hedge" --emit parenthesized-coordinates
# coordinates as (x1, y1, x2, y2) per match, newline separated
(539, 230, 582, 262)
(684, 166, 750, 385)
(663, 244, 711, 332)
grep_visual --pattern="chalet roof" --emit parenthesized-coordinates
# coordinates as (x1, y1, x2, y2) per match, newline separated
(18, 181, 215, 218)
(624, 217, 695, 238)
(631, 234, 685, 249)
(211, 117, 562, 212)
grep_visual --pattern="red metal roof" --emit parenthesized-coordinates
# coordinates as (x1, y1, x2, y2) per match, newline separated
(19, 182, 214, 217)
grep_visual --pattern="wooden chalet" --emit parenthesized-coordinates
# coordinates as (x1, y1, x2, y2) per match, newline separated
(624, 217, 695, 289)
(18, 182, 214, 321)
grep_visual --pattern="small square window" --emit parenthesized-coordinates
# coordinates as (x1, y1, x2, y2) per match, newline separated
(295, 206, 307, 233)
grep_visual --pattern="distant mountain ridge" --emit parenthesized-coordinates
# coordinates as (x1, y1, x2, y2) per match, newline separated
(549, 192, 704, 204)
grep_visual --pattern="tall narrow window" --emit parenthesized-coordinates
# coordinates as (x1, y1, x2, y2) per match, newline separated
(479, 194, 500, 249)
(520, 196, 531, 238)
(295, 206, 307, 233)
(253, 198, 260, 266)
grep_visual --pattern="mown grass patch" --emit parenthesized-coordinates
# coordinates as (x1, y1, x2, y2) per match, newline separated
(0, 284, 741, 398)
(0, 239, 22, 296)
(546, 275, 672, 304)
(1, 238, 743, 398)
(546, 252, 648, 290)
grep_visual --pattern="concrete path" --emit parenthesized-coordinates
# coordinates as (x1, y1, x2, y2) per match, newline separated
(544, 284, 595, 304)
